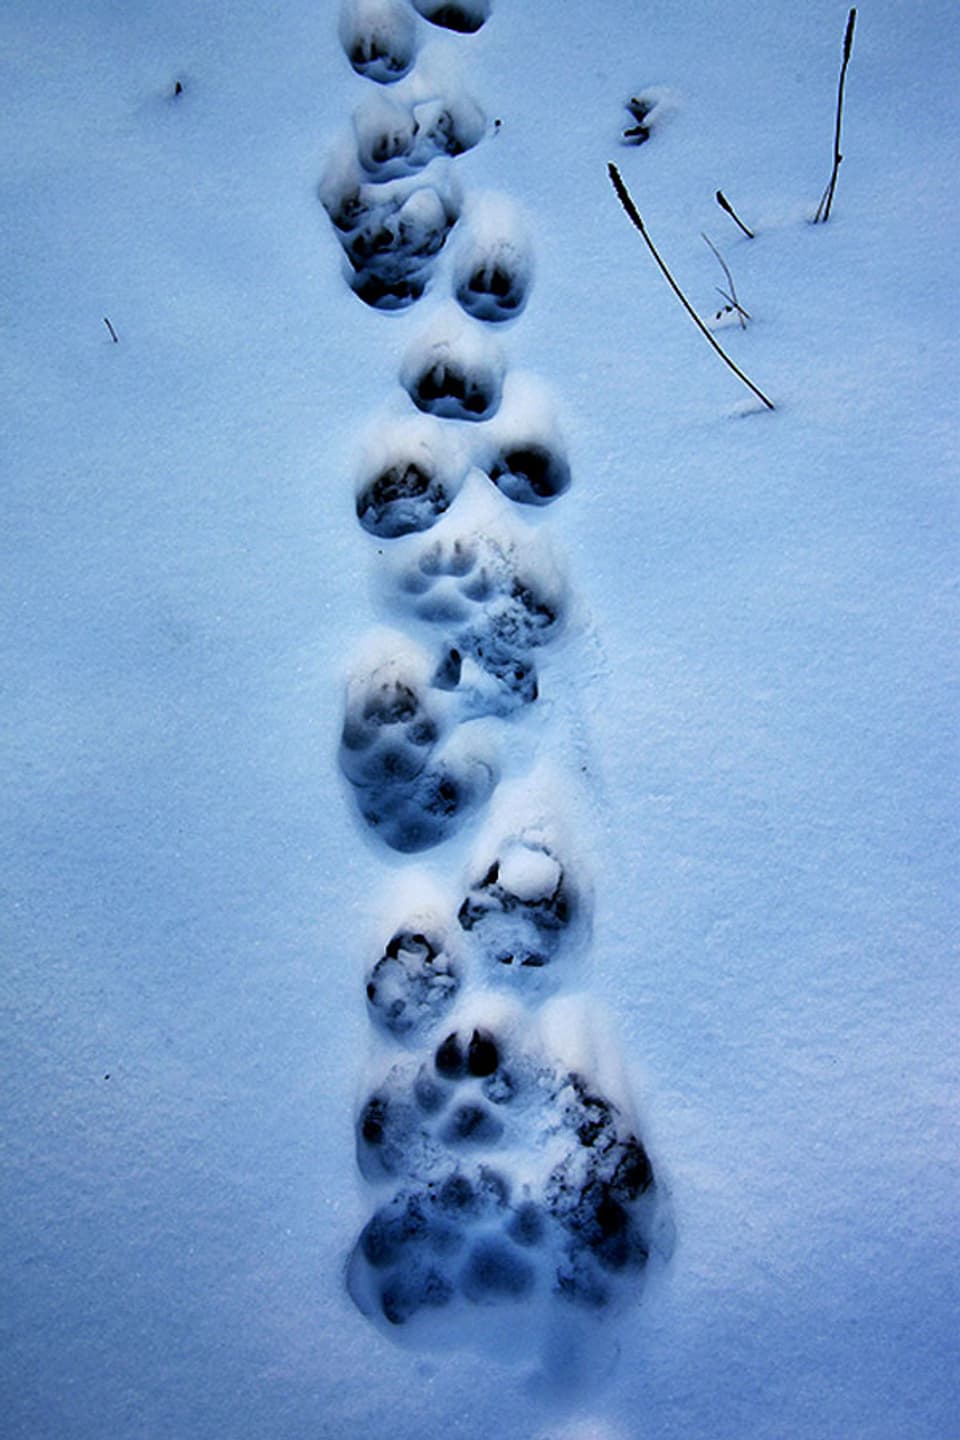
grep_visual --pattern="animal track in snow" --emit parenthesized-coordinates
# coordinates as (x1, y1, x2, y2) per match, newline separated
(412, 0, 492, 34)
(472, 372, 572, 508)
(453, 193, 533, 323)
(354, 416, 467, 538)
(401, 308, 505, 420)
(326, 0, 669, 1358)
(348, 988, 659, 1331)
(366, 924, 461, 1038)
(457, 831, 581, 975)
(386, 498, 566, 718)
(321, 146, 461, 309)
(353, 90, 486, 180)
(321, 61, 489, 309)
(339, 0, 418, 84)
(339, 635, 497, 852)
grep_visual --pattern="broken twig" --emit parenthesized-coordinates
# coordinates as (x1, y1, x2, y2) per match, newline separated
(702, 233, 750, 328)
(103, 317, 119, 343)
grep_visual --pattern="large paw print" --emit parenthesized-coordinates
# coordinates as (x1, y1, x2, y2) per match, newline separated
(457, 832, 580, 972)
(453, 193, 533, 323)
(400, 310, 505, 421)
(339, 0, 418, 83)
(348, 1005, 658, 1327)
(471, 371, 572, 508)
(321, 144, 461, 310)
(353, 91, 486, 181)
(339, 641, 497, 852)
(388, 520, 565, 717)
(353, 417, 467, 539)
(366, 924, 461, 1038)
(340, 650, 442, 790)
(338, 0, 417, 82)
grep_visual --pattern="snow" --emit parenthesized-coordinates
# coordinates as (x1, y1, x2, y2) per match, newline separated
(1, 0, 958, 1436)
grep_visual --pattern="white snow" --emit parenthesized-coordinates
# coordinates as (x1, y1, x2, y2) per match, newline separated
(2, 0, 957, 1436)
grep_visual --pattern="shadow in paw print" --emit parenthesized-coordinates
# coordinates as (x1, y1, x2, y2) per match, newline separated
(339, 0, 417, 83)
(545, 1075, 655, 1303)
(401, 310, 504, 421)
(340, 644, 495, 852)
(320, 145, 461, 312)
(357, 753, 496, 853)
(460, 1237, 534, 1301)
(487, 443, 571, 507)
(341, 639, 500, 846)
(354, 92, 486, 181)
(456, 259, 528, 323)
(353, 416, 466, 538)
(347, 1165, 512, 1326)
(366, 927, 460, 1039)
(339, 655, 441, 792)
(471, 371, 572, 508)
(357, 460, 450, 537)
(458, 835, 577, 970)
(408, 358, 500, 421)
(453, 194, 533, 323)
(413, 0, 491, 33)
(345, 185, 460, 311)
(387, 517, 565, 718)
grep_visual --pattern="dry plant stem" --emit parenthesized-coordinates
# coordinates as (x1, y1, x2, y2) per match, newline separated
(702, 232, 750, 328)
(814, 7, 857, 222)
(103, 317, 119, 343)
(608, 163, 775, 411)
(715, 189, 754, 239)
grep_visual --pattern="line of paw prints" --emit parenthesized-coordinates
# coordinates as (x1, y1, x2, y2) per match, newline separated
(355, 369, 568, 547)
(343, 366, 569, 845)
(349, 852, 656, 1327)
(328, 2, 522, 313)
(339, 519, 568, 847)
(331, 0, 668, 1350)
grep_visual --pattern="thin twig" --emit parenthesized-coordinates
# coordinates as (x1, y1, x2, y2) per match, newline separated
(103, 317, 119, 343)
(715, 189, 754, 239)
(702, 232, 749, 328)
(814, 7, 857, 222)
(714, 288, 751, 325)
(608, 164, 774, 411)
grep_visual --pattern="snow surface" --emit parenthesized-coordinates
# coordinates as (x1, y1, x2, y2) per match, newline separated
(2, 0, 958, 1436)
